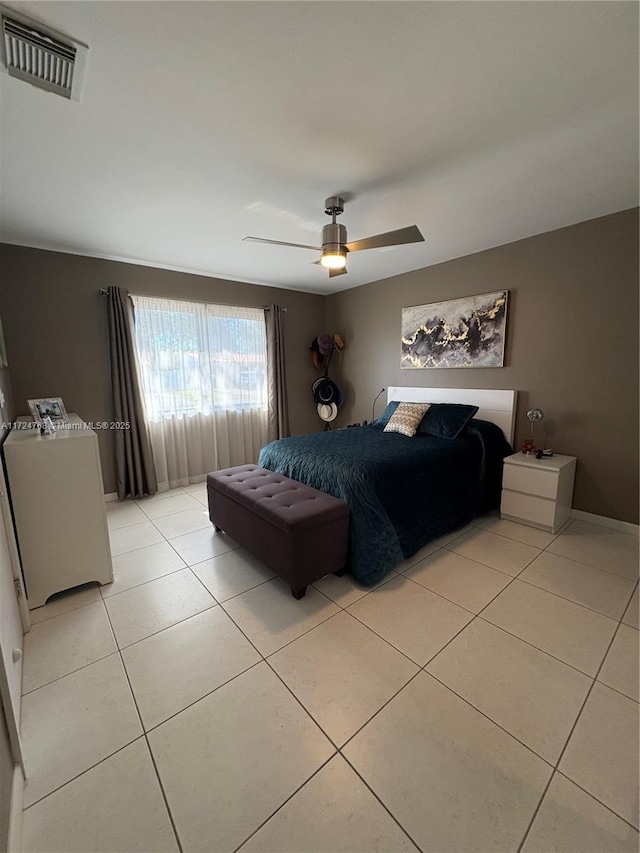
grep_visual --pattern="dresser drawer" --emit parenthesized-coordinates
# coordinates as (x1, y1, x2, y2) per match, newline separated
(501, 490, 557, 529)
(503, 464, 559, 500)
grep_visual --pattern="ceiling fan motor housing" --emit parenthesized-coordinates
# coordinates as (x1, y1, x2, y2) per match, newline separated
(324, 196, 344, 216)
(322, 222, 347, 252)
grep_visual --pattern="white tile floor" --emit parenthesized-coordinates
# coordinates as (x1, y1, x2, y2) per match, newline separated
(19, 484, 639, 852)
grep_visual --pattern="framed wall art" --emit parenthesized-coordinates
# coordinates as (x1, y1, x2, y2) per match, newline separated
(401, 290, 508, 369)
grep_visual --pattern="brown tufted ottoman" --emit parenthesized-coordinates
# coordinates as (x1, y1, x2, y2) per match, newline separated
(206, 464, 350, 599)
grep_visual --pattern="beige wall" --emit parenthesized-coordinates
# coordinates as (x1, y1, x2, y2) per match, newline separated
(326, 208, 639, 524)
(0, 246, 325, 494)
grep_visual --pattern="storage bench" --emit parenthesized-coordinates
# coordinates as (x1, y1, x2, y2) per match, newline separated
(206, 464, 350, 599)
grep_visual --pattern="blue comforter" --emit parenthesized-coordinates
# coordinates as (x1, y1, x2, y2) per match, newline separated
(258, 420, 511, 585)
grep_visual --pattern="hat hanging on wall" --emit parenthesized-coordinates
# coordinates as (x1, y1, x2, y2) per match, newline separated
(312, 377, 344, 407)
(317, 402, 338, 422)
(309, 333, 345, 369)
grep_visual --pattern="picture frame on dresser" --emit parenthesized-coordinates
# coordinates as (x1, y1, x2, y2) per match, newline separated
(27, 396, 68, 423)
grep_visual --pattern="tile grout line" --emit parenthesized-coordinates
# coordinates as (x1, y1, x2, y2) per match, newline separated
(409, 535, 629, 775)
(456, 518, 639, 581)
(370, 542, 610, 771)
(345, 603, 461, 669)
(184, 571, 349, 754)
(160, 526, 241, 572)
(22, 596, 120, 696)
(141, 659, 265, 736)
(231, 752, 339, 853)
(22, 734, 148, 812)
(422, 668, 558, 768)
(29, 584, 103, 626)
(460, 558, 628, 681)
(110, 595, 218, 651)
(405, 542, 526, 581)
(596, 675, 639, 706)
(219, 583, 343, 657)
(323, 602, 423, 670)
(515, 770, 556, 853)
(338, 749, 426, 853)
(203, 580, 432, 853)
(552, 769, 640, 832)
(262, 655, 343, 750)
(541, 544, 639, 582)
(469, 529, 636, 624)
(516, 617, 634, 851)
(210, 601, 429, 853)
(21, 649, 120, 698)
(101, 564, 188, 602)
(553, 618, 629, 770)
(514, 575, 637, 622)
(336, 668, 427, 754)
(100, 593, 185, 853)
(472, 615, 614, 681)
(442, 543, 542, 577)
(411, 543, 543, 675)
(177, 587, 426, 852)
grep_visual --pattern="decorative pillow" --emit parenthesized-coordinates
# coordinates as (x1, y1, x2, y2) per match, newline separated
(417, 403, 479, 439)
(383, 402, 431, 437)
(370, 400, 400, 429)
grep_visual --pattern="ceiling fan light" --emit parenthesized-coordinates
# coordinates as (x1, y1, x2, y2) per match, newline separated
(320, 246, 347, 269)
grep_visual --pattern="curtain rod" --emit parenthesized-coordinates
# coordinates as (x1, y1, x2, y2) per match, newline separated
(98, 289, 286, 311)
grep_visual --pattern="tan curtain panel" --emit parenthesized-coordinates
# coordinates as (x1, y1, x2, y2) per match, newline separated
(106, 286, 158, 499)
(266, 304, 290, 441)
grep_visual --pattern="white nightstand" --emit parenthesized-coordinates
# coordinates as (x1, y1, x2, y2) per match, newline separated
(500, 452, 576, 534)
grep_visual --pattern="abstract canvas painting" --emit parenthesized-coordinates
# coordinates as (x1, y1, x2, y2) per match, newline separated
(401, 290, 508, 369)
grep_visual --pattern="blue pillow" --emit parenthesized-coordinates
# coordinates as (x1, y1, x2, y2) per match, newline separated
(370, 401, 400, 428)
(418, 403, 479, 439)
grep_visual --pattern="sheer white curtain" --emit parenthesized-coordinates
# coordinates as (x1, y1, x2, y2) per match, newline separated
(132, 296, 269, 490)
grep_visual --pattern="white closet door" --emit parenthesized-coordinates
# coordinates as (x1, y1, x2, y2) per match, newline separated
(0, 463, 24, 769)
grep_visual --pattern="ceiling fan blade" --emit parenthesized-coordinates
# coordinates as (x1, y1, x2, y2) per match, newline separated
(243, 236, 321, 251)
(329, 266, 348, 278)
(345, 225, 424, 253)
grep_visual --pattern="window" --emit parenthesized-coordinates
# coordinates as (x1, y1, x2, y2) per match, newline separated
(132, 296, 267, 421)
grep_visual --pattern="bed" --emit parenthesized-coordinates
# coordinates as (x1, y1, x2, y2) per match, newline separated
(258, 387, 516, 586)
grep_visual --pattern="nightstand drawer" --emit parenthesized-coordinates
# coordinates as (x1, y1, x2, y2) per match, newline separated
(503, 464, 558, 500)
(501, 490, 557, 529)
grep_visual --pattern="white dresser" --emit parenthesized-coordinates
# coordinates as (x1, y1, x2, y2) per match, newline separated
(3, 414, 113, 608)
(500, 452, 577, 534)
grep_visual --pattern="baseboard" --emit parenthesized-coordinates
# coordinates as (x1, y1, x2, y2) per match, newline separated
(7, 763, 23, 853)
(104, 485, 174, 502)
(571, 509, 639, 536)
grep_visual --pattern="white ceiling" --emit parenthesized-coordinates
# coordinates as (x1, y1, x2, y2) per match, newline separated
(0, 1, 637, 294)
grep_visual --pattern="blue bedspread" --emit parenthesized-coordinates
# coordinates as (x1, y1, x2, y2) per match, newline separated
(258, 420, 512, 586)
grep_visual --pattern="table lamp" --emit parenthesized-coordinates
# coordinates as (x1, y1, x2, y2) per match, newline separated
(522, 408, 543, 454)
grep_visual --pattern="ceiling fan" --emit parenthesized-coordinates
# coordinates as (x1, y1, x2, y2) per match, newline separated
(243, 196, 425, 278)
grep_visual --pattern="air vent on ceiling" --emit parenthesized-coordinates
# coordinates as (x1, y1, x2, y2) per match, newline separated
(0, 5, 88, 100)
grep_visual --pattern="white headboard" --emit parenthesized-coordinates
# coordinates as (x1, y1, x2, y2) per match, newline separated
(387, 387, 517, 445)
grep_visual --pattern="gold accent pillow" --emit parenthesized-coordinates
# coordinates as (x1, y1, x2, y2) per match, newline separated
(383, 402, 431, 437)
